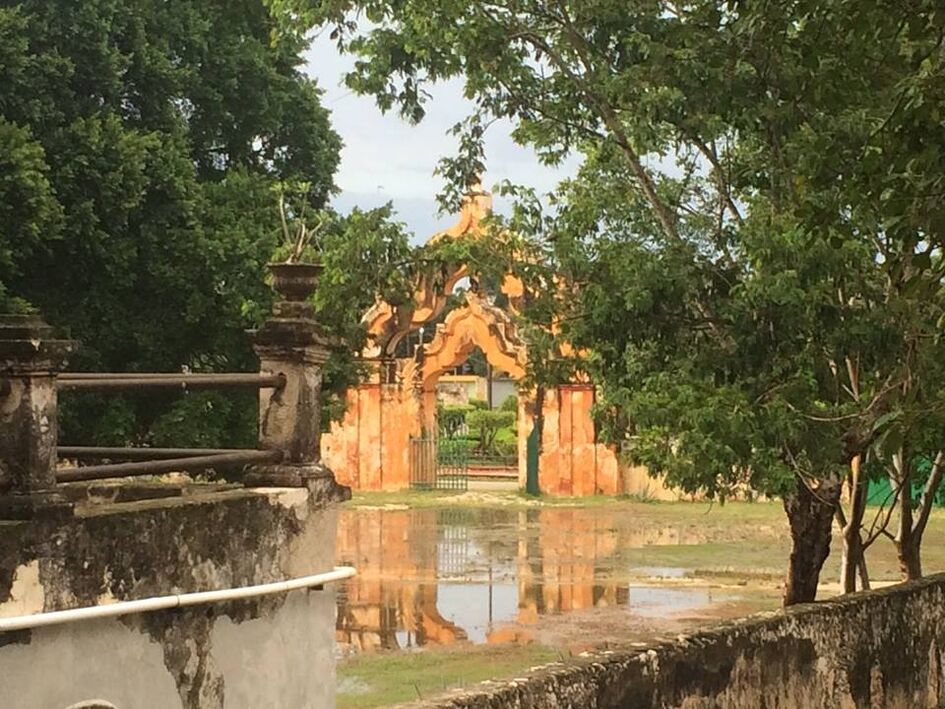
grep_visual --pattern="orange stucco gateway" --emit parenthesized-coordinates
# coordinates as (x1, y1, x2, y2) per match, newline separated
(321, 186, 673, 497)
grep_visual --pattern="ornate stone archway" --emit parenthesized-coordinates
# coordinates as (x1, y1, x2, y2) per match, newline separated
(410, 293, 526, 429)
(321, 186, 672, 497)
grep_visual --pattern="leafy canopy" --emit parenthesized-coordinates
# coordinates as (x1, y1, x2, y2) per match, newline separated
(306, 0, 945, 504)
(0, 0, 412, 445)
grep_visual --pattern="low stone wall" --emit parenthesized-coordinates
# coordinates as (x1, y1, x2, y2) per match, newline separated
(413, 574, 945, 709)
(0, 483, 347, 709)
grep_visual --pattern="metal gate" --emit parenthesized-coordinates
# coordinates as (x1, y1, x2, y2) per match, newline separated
(409, 436, 468, 491)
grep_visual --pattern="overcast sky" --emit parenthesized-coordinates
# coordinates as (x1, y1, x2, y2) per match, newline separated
(303, 31, 578, 242)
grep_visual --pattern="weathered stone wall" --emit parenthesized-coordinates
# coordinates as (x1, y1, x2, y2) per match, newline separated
(324, 381, 417, 490)
(411, 573, 945, 709)
(0, 486, 344, 709)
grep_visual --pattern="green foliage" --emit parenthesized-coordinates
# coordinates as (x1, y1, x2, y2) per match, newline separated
(468, 398, 489, 411)
(416, 231, 519, 302)
(493, 426, 518, 458)
(314, 204, 414, 420)
(466, 409, 515, 453)
(150, 391, 256, 449)
(322, 0, 945, 489)
(437, 404, 472, 438)
(500, 395, 518, 413)
(0, 0, 412, 446)
(0, 116, 60, 312)
(318, 0, 945, 592)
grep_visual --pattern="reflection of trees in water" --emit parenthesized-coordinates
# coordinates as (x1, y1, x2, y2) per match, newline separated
(335, 507, 632, 652)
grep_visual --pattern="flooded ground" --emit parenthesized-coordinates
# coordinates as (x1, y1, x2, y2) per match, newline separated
(334, 502, 787, 707)
(335, 506, 781, 654)
(335, 496, 945, 707)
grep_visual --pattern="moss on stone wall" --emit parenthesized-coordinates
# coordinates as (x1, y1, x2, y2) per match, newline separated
(411, 574, 945, 709)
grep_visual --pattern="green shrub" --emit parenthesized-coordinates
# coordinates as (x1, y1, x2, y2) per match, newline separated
(500, 394, 518, 413)
(437, 404, 472, 438)
(468, 397, 489, 410)
(466, 409, 515, 453)
(494, 426, 517, 443)
(494, 426, 518, 457)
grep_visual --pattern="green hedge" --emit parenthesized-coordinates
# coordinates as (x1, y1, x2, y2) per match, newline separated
(437, 404, 472, 438)
(466, 410, 515, 452)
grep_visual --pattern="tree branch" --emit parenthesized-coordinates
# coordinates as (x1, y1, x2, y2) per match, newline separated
(912, 449, 944, 540)
(688, 133, 744, 225)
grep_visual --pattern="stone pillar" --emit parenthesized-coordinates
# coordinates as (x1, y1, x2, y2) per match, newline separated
(421, 388, 438, 433)
(243, 263, 348, 501)
(0, 314, 76, 519)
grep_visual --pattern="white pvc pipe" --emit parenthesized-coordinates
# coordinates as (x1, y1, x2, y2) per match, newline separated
(0, 566, 356, 633)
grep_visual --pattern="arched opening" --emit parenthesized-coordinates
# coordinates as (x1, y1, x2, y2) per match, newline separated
(407, 293, 528, 486)
(432, 345, 520, 479)
(321, 184, 654, 497)
(412, 293, 524, 429)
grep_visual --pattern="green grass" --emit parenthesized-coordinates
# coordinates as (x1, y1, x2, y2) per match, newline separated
(348, 488, 785, 515)
(337, 644, 560, 709)
(347, 489, 478, 508)
(622, 541, 789, 576)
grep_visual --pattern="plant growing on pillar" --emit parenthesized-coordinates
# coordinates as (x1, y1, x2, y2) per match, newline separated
(273, 180, 328, 264)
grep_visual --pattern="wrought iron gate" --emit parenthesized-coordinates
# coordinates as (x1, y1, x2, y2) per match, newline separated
(409, 436, 468, 491)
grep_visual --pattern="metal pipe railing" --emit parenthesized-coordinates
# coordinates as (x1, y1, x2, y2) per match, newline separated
(58, 446, 249, 460)
(0, 566, 357, 632)
(57, 373, 285, 391)
(56, 449, 282, 483)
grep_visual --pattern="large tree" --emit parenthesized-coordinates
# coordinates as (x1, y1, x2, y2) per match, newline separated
(309, 0, 945, 603)
(0, 0, 413, 446)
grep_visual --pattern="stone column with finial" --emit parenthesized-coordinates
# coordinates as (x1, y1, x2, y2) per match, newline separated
(0, 313, 77, 519)
(243, 262, 350, 502)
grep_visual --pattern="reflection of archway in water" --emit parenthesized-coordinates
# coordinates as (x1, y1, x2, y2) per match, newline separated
(334, 508, 469, 652)
(334, 508, 633, 653)
(335, 584, 467, 652)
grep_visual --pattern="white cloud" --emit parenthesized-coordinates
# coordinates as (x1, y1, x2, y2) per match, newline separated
(303, 31, 577, 240)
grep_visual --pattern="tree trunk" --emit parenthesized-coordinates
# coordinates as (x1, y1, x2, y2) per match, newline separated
(839, 524, 866, 593)
(894, 450, 944, 582)
(891, 450, 923, 581)
(897, 539, 922, 580)
(782, 474, 840, 606)
(857, 554, 871, 591)
(838, 456, 869, 593)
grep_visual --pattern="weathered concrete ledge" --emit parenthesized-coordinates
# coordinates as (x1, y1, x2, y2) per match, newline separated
(0, 483, 347, 614)
(410, 574, 945, 709)
(0, 484, 348, 709)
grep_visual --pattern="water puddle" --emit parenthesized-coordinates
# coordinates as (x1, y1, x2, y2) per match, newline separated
(335, 507, 770, 655)
(625, 586, 732, 617)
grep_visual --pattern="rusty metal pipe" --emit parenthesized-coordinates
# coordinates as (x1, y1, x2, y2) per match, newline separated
(60, 372, 257, 379)
(57, 446, 248, 460)
(57, 373, 285, 391)
(56, 449, 282, 483)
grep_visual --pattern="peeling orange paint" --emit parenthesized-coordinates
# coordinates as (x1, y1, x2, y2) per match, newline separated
(321, 185, 675, 498)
